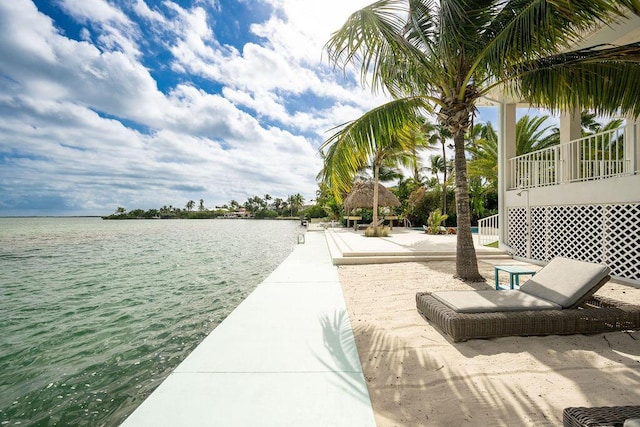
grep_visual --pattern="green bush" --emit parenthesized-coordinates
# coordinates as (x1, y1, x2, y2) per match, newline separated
(304, 205, 328, 219)
(426, 209, 448, 234)
(255, 209, 277, 219)
(364, 226, 390, 237)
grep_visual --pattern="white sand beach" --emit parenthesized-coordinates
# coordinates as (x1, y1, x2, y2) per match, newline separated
(338, 260, 640, 426)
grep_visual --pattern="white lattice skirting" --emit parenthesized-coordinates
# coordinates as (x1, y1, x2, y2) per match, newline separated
(508, 203, 640, 282)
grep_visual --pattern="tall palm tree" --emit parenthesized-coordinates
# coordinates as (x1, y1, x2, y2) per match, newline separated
(427, 154, 445, 188)
(288, 193, 304, 216)
(324, 0, 640, 280)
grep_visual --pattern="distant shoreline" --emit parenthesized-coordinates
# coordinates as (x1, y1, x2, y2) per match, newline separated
(101, 216, 301, 220)
(0, 215, 103, 218)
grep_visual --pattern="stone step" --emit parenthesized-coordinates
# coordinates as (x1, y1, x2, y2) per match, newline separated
(333, 253, 513, 265)
(341, 250, 510, 257)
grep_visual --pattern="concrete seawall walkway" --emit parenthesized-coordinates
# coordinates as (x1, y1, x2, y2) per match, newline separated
(121, 231, 376, 427)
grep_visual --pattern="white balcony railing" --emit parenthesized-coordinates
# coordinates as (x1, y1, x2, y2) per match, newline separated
(509, 123, 635, 189)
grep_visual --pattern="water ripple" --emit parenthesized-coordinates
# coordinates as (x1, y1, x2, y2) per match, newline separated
(0, 218, 301, 426)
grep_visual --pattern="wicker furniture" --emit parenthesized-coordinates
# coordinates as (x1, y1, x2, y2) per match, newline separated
(563, 406, 640, 427)
(416, 257, 640, 342)
(416, 292, 640, 342)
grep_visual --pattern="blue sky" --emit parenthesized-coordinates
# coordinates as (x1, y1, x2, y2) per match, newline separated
(0, 0, 546, 216)
(0, 0, 392, 216)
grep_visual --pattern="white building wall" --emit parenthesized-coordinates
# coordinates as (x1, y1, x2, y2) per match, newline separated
(504, 175, 640, 285)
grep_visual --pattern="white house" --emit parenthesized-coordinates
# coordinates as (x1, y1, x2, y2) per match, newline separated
(489, 12, 640, 285)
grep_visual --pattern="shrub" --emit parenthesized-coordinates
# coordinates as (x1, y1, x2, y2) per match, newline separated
(304, 205, 329, 219)
(426, 209, 449, 234)
(364, 226, 390, 237)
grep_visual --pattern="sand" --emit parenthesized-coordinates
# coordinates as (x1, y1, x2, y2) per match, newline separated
(338, 260, 640, 426)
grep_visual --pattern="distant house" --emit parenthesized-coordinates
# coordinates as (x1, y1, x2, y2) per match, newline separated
(223, 208, 251, 218)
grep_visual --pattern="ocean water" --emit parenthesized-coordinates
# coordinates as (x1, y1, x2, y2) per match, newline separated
(0, 217, 303, 426)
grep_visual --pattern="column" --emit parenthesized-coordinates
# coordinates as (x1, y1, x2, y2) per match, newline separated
(498, 102, 517, 247)
(624, 115, 639, 174)
(559, 110, 582, 182)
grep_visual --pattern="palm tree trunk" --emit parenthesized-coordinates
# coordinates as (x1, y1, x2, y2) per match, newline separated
(373, 163, 380, 227)
(453, 132, 482, 281)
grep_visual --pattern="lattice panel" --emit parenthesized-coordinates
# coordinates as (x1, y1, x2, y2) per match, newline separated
(530, 207, 549, 261)
(508, 202, 640, 282)
(547, 205, 604, 264)
(604, 204, 640, 280)
(507, 208, 527, 258)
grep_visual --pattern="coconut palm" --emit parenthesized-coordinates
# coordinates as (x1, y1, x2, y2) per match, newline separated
(324, 0, 640, 280)
(320, 101, 426, 228)
(467, 122, 499, 190)
(427, 154, 446, 188)
(288, 193, 305, 216)
(515, 116, 558, 155)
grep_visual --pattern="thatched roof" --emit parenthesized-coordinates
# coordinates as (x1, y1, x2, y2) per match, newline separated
(344, 181, 400, 212)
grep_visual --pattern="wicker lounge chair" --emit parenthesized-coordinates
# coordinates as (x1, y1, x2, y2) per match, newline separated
(563, 405, 640, 426)
(416, 257, 640, 342)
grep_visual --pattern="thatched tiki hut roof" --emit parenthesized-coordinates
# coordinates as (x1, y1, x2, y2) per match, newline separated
(344, 181, 400, 213)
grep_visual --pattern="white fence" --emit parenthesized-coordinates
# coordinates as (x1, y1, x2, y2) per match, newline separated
(510, 124, 634, 189)
(477, 214, 499, 246)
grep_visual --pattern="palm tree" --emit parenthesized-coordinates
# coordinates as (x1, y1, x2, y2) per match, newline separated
(468, 115, 560, 189)
(186, 200, 195, 212)
(515, 115, 558, 155)
(324, 0, 640, 280)
(320, 103, 429, 229)
(467, 122, 499, 191)
(287, 194, 304, 216)
(274, 197, 284, 215)
(199, 199, 205, 211)
(427, 154, 445, 188)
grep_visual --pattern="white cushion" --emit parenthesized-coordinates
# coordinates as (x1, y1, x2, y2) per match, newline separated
(432, 290, 561, 313)
(519, 257, 610, 308)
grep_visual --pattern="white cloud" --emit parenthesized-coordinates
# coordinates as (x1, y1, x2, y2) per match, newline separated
(0, 0, 386, 215)
(133, 0, 167, 24)
(59, 0, 142, 56)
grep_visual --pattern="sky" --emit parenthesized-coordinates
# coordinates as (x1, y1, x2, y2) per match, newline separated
(0, 0, 545, 217)
(1, 0, 402, 216)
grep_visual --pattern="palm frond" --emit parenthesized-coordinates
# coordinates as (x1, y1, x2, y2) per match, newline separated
(476, 0, 635, 82)
(515, 115, 556, 155)
(326, 0, 445, 98)
(516, 46, 640, 116)
(325, 0, 413, 95)
(319, 97, 430, 201)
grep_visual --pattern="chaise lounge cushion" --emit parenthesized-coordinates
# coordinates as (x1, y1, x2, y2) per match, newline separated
(519, 257, 610, 308)
(432, 290, 561, 313)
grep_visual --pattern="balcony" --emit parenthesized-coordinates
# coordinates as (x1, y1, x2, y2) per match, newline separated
(509, 122, 638, 190)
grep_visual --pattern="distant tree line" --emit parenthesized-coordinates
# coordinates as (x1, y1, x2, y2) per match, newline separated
(102, 193, 306, 220)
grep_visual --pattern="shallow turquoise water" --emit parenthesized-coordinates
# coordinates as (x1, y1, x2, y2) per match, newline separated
(0, 217, 302, 426)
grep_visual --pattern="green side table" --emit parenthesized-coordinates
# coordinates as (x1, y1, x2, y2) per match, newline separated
(494, 265, 537, 290)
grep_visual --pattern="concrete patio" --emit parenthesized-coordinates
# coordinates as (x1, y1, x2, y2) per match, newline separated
(324, 227, 513, 265)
